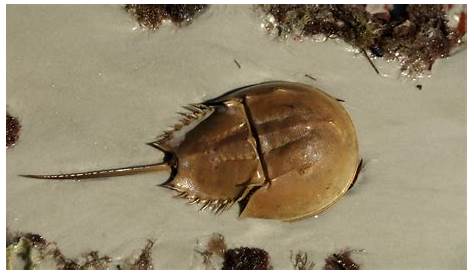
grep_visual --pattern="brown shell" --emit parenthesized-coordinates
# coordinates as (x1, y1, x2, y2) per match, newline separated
(23, 81, 359, 221)
(154, 81, 359, 221)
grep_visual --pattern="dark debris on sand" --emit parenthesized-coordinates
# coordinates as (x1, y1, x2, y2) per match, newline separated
(258, 4, 466, 77)
(6, 232, 157, 270)
(125, 4, 208, 30)
(7, 113, 21, 149)
(323, 250, 360, 270)
(222, 247, 272, 270)
(130, 239, 155, 270)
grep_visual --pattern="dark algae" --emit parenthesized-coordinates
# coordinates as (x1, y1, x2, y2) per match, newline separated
(222, 247, 272, 270)
(194, 233, 272, 270)
(22, 233, 47, 248)
(324, 250, 360, 270)
(8, 232, 362, 269)
(5, 232, 85, 269)
(56, 251, 112, 270)
(125, 4, 208, 30)
(7, 113, 21, 149)
(130, 239, 154, 270)
(6, 232, 154, 270)
(258, 4, 466, 77)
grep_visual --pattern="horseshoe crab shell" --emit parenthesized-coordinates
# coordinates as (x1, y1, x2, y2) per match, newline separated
(23, 81, 359, 221)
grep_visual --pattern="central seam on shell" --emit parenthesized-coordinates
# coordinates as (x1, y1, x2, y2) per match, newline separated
(241, 97, 272, 183)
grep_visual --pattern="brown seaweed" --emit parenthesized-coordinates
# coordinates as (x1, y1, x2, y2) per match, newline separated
(6, 232, 155, 270)
(130, 239, 154, 270)
(323, 250, 360, 270)
(291, 251, 315, 270)
(258, 4, 465, 77)
(222, 247, 272, 270)
(7, 113, 21, 149)
(125, 4, 208, 30)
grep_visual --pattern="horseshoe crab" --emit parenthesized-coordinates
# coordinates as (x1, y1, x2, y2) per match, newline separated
(22, 81, 360, 221)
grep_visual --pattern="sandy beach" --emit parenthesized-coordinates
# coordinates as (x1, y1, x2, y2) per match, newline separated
(6, 5, 466, 269)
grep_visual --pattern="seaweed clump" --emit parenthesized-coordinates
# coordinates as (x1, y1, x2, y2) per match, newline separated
(258, 4, 466, 77)
(125, 4, 208, 30)
(56, 251, 112, 270)
(194, 233, 271, 270)
(6, 232, 111, 270)
(6, 232, 155, 270)
(323, 250, 360, 270)
(7, 113, 21, 149)
(194, 233, 228, 269)
(128, 239, 155, 270)
(222, 247, 272, 270)
(291, 251, 315, 270)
